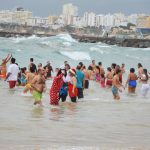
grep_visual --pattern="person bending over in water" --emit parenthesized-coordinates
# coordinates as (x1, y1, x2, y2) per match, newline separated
(112, 69, 124, 100)
(30, 69, 46, 106)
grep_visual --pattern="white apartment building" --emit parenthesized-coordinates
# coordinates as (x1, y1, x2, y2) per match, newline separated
(114, 13, 125, 27)
(104, 14, 114, 27)
(0, 10, 32, 24)
(27, 17, 48, 26)
(127, 14, 138, 25)
(83, 12, 96, 27)
(62, 3, 78, 25)
(73, 16, 84, 27)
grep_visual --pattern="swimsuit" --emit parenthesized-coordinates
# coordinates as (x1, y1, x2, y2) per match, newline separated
(128, 80, 137, 88)
(106, 79, 112, 86)
(112, 86, 118, 95)
(32, 91, 42, 102)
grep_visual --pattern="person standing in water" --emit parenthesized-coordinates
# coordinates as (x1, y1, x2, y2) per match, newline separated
(125, 68, 138, 93)
(50, 69, 64, 106)
(0, 53, 12, 79)
(112, 69, 124, 100)
(76, 65, 85, 99)
(30, 69, 46, 106)
(82, 65, 90, 89)
(105, 67, 113, 88)
(137, 63, 144, 78)
(5, 57, 19, 89)
(68, 68, 78, 103)
(140, 69, 149, 97)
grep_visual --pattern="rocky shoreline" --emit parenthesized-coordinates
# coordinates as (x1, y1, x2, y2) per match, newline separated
(0, 30, 150, 48)
(70, 34, 150, 48)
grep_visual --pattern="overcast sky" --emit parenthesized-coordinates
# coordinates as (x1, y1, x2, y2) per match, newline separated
(0, 0, 149, 17)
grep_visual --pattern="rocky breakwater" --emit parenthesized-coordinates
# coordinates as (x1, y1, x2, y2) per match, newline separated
(71, 34, 150, 48)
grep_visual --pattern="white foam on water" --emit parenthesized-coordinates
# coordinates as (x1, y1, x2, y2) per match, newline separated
(57, 34, 77, 43)
(63, 42, 72, 46)
(11, 35, 40, 43)
(59, 51, 91, 60)
(16, 49, 22, 52)
(90, 47, 107, 54)
(126, 54, 141, 60)
(97, 45, 110, 48)
(141, 48, 150, 51)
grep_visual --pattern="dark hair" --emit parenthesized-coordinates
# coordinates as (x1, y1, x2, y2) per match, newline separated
(11, 58, 16, 64)
(30, 58, 33, 62)
(65, 64, 70, 70)
(57, 69, 62, 76)
(96, 66, 100, 74)
(138, 63, 142, 68)
(92, 60, 95, 63)
(30, 67, 35, 73)
(83, 65, 86, 69)
(88, 65, 93, 71)
(107, 67, 111, 72)
(130, 68, 135, 73)
(79, 62, 83, 67)
(116, 69, 121, 74)
(111, 63, 116, 69)
(62, 69, 67, 77)
(143, 69, 148, 81)
(21, 68, 25, 74)
(101, 73, 105, 79)
(98, 62, 102, 66)
(24, 67, 27, 71)
(77, 65, 81, 70)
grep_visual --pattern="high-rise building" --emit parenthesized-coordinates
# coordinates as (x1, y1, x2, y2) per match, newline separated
(83, 12, 96, 27)
(62, 3, 78, 25)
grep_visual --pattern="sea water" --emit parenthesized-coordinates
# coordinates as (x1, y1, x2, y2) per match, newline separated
(0, 34, 150, 149)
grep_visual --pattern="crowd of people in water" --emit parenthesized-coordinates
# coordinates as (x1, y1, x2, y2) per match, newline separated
(0, 53, 150, 107)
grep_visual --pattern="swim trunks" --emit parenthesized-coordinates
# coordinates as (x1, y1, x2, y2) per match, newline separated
(32, 91, 42, 102)
(112, 86, 118, 95)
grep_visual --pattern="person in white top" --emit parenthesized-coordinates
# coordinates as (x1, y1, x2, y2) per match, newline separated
(5, 58, 20, 89)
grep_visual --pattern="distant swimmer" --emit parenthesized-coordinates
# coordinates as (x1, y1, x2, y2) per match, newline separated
(0, 53, 12, 79)
(112, 69, 124, 100)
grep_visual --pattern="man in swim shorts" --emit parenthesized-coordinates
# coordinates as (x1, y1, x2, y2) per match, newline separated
(112, 69, 124, 100)
(5, 57, 19, 89)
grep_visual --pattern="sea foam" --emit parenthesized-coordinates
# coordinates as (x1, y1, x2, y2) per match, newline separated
(59, 51, 91, 60)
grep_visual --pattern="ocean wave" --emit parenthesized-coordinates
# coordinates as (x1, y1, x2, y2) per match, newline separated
(57, 34, 77, 43)
(59, 51, 91, 60)
(63, 42, 72, 46)
(126, 54, 141, 60)
(10, 35, 40, 43)
(90, 47, 109, 54)
(97, 45, 110, 48)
